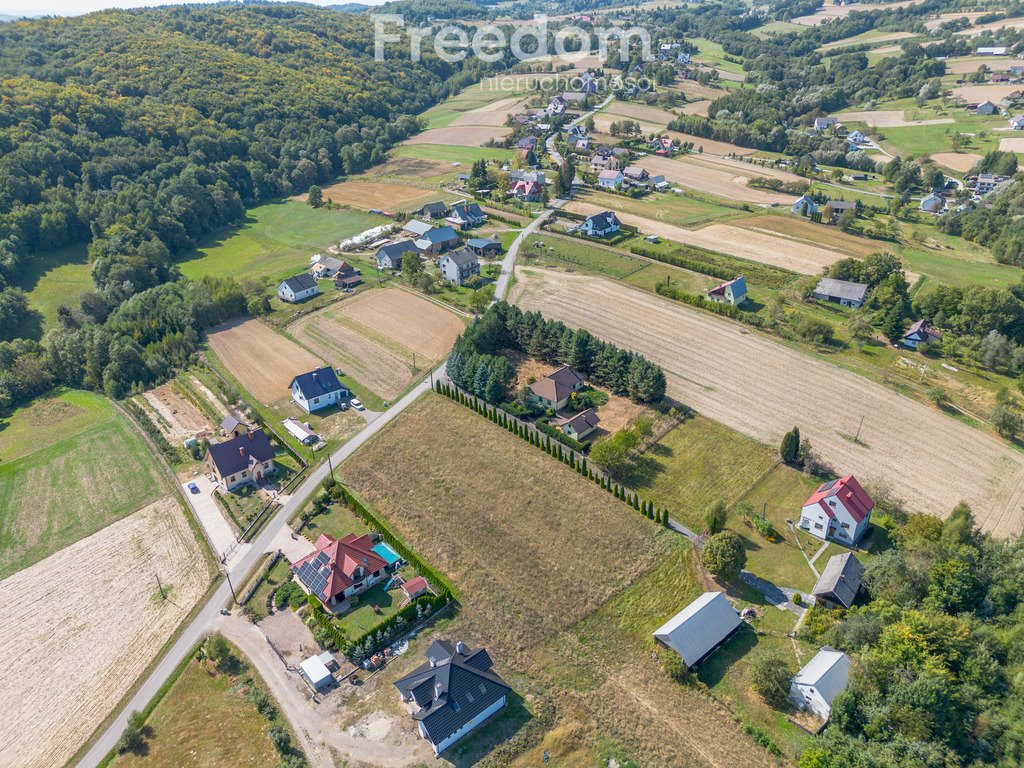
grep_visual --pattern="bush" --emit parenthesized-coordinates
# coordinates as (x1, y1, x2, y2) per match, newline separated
(700, 530, 746, 581)
(748, 650, 791, 706)
(704, 500, 727, 534)
(268, 725, 291, 754)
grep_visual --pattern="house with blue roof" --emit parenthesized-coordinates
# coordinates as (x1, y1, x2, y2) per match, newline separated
(290, 366, 349, 413)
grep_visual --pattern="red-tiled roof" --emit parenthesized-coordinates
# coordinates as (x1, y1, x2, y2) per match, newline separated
(402, 576, 429, 596)
(803, 476, 874, 523)
(292, 533, 389, 602)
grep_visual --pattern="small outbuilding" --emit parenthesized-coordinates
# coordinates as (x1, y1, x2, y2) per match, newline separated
(653, 591, 741, 669)
(550, 408, 600, 440)
(789, 647, 851, 721)
(812, 553, 864, 610)
(300, 652, 337, 692)
(812, 277, 868, 308)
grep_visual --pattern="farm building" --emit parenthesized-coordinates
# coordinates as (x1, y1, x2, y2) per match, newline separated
(598, 169, 625, 190)
(903, 319, 942, 348)
(977, 46, 1007, 55)
(417, 201, 449, 219)
(824, 200, 856, 222)
(813, 117, 836, 131)
(919, 192, 946, 213)
(291, 533, 391, 608)
(205, 429, 276, 491)
(278, 273, 319, 303)
(580, 211, 621, 237)
(789, 648, 851, 721)
(415, 226, 461, 255)
(528, 365, 585, 410)
(290, 366, 349, 413)
(812, 277, 868, 308)
(376, 239, 418, 270)
(550, 408, 600, 440)
(706, 276, 747, 306)
(653, 591, 741, 669)
(299, 652, 337, 692)
(812, 553, 864, 610)
(623, 165, 650, 182)
(466, 238, 502, 256)
(282, 417, 319, 445)
(791, 194, 819, 216)
(1011, 115, 1024, 130)
(446, 202, 486, 230)
(403, 219, 434, 237)
(439, 248, 481, 286)
(798, 475, 874, 545)
(395, 640, 511, 755)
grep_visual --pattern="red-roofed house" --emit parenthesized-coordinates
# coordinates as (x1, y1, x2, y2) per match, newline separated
(512, 179, 542, 202)
(401, 576, 430, 602)
(291, 533, 390, 609)
(651, 136, 676, 155)
(798, 476, 874, 546)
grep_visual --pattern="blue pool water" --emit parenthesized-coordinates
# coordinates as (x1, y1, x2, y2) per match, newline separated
(372, 542, 402, 566)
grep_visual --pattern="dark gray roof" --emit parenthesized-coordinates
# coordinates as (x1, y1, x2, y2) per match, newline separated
(466, 238, 500, 250)
(448, 203, 484, 221)
(584, 211, 620, 230)
(291, 366, 345, 400)
(420, 201, 448, 215)
(812, 553, 864, 608)
(443, 247, 479, 267)
(206, 429, 275, 476)
(418, 225, 460, 244)
(394, 640, 510, 749)
(377, 239, 418, 260)
(281, 273, 318, 293)
(220, 413, 242, 432)
(814, 277, 868, 303)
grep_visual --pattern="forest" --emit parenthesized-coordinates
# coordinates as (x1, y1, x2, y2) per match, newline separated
(0, 3, 501, 409)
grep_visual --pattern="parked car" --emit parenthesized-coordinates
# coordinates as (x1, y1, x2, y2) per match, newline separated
(188, 482, 200, 494)
(350, 398, 365, 411)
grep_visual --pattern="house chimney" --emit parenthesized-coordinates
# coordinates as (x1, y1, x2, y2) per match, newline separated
(238, 447, 245, 457)
(455, 641, 467, 656)
(429, 657, 436, 668)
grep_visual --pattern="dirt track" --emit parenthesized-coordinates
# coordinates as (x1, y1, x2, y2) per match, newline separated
(510, 269, 1024, 536)
(0, 498, 209, 768)
(563, 201, 842, 274)
(207, 317, 324, 403)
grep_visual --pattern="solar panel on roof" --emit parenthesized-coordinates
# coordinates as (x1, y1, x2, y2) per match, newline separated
(314, 552, 329, 566)
(820, 480, 838, 491)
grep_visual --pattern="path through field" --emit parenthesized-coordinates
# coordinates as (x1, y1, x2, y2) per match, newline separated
(510, 269, 1024, 536)
(0, 499, 209, 768)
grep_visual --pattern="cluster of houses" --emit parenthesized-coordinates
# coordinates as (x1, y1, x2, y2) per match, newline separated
(790, 195, 859, 222)
(528, 365, 602, 440)
(372, 200, 503, 287)
(278, 256, 364, 304)
(810, 116, 867, 148)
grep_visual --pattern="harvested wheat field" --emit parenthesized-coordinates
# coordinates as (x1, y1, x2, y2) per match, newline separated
(406, 124, 512, 147)
(665, 131, 757, 156)
(832, 109, 953, 128)
(344, 396, 776, 768)
(998, 137, 1024, 153)
(956, 16, 1024, 36)
(818, 31, 916, 51)
(602, 100, 679, 125)
(633, 155, 793, 204)
(289, 289, 463, 400)
(734, 214, 882, 257)
(952, 84, 1024, 103)
(207, 317, 323, 403)
(321, 179, 442, 212)
(563, 201, 841, 273)
(924, 11, 987, 31)
(678, 99, 712, 116)
(511, 269, 1024, 536)
(0, 498, 209, 768)
(793, 0, 921, 25)
(929, 152, 984, 172)
(943, 56, 1018, 74)
(142, 384, 213, 442)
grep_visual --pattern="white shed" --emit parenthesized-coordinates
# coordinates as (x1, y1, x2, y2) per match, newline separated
(300, 654, 334, 692)
(653, 591, 741, 668)
(789, 647, 851, 721)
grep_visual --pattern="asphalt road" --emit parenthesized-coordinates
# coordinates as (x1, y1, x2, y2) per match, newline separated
(74, 370, 440, 768)
(492, 206, 557, 303)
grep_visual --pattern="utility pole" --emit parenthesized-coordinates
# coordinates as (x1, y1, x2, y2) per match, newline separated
(222, 567, 238, 604)
(155, 572, 166, 601)
(326, 448, 334, 481)
(854, 414, 865, 443)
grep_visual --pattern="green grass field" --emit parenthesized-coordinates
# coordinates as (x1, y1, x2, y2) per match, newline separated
(418, 79, 533, 129)
(112, 639, 292, 768)
(574, 189, 741, 228)
(392, 143, 512, 164)
(0, 389, 170, 579)
(15, 244, 92, 340)
(690, 38, 746, 75)
(176, 201, 387, 284)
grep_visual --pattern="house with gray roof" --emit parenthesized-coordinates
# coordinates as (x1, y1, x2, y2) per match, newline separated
(376, 239, 418, 270)
(220, 411, 248, 438)
(395, 640, 511, 755)
(812, 553, 864, 610)
(402, 219, 434, 237)
(278, 273, 319, 303)
(205, 429, 276, 491)
(439, 247, 481, 285)
(446, 202, 486, 230)
(291, 366, 349, 413)
(653, 591, 741, 668)
(310, 256, 353, 280)
(580, 211, 621, 237)
(417, 201, 449, 219)
(415, 226, 461, 255)
(550, 408, 600, 440)
(813, 277, 868, 308)
(789, 647, 851, 721)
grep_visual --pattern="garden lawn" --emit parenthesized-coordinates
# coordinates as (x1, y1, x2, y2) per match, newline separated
(112, 644, 289, 768)
(392, 143, 512, 164)
(690, 38, 746, 74)
(176, 200, 386, 283)
(572, 189, 740, 228)
(0, 389, 170, 580)
(14, 244, 91, 340)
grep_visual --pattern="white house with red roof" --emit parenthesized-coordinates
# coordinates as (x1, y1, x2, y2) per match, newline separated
(291, 533, 390, 609)
(798, 476, 874, 545)
(511, 179, 542, 202)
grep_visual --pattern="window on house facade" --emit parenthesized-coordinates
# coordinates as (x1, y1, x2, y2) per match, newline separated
(814, 523, 823, 530)
(841, 522, 850, 529)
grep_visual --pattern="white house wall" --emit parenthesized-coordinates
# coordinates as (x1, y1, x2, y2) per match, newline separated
(431, 695, 507, 754)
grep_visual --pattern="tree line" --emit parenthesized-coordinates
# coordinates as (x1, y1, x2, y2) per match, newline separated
(446, 301, 667, 405)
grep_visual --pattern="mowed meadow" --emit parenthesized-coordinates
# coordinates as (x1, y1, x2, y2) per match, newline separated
(0, 389, 171, 579)
(343, 395, 777, 767)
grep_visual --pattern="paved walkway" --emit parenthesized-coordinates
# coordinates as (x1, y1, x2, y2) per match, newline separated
(739, 570, 813, 616)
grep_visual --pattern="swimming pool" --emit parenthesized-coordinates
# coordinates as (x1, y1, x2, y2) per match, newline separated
(372, 542, 402, 566)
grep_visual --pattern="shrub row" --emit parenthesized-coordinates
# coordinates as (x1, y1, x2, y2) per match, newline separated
(535, 417, 588, 453)
(654, 281, 766, 327)
(122, 398, 185, 465)
(629, 243, 794, 289)
(436, 381, 673, 528)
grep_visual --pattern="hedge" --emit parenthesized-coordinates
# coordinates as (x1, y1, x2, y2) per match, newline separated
(437, 381, 673, 531)
(122, 398, 185, 465)
(629, 243, 795, 290)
